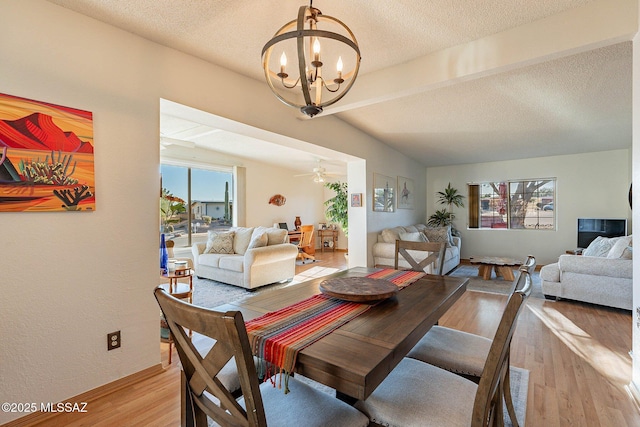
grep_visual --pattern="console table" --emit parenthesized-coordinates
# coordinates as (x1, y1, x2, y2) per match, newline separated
(318, 228, 338, 252)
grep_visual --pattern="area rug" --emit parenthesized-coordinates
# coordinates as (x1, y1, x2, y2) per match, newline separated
(191, 266, 340, 309)
(449, 264, 545, 299)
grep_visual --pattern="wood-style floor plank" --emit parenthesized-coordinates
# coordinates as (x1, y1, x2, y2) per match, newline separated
(20, 253, 639, 427)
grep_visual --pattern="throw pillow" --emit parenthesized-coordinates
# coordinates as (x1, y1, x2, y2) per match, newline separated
(254, 226, 288, 245)
(621, 246, 633, 259)
(415, 224, 428, 232)
(607, 235, 632, 259)
(422, 226, 452, 247)
(381, 226, 406, 244)
(229, 227, 254, 255)
(205, 231, 235, 254)
(582, 236, 616, 257)
(399, 231, 427, 242)
(248, 229, 268, 249)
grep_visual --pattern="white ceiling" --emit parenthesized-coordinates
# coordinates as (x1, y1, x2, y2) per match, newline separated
(47, 0, 634, 173)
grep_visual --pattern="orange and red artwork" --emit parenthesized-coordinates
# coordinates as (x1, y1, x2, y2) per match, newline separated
(0, 93, 95, 212)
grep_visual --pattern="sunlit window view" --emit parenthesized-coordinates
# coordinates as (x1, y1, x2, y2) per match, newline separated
(468, 179, 555, 230)
(160, 164, 234, 248)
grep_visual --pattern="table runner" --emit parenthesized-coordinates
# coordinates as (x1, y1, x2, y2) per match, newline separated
(245, 268, 426, 392)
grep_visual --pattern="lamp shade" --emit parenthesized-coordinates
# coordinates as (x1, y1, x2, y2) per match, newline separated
(262, 5, 361, 117)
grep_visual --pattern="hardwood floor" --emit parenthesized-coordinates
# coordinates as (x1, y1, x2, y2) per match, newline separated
(25, 252, 639, 426)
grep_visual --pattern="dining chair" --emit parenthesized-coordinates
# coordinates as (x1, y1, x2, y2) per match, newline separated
(509, 255, 536, 294)
(354, 270, 532, 426)
(297, 224, 316, 263)
(405, 261, 534, 427)
(394, 240, 446, 275)
(520, 254, 536, 274)
(154, 287, 368, 427)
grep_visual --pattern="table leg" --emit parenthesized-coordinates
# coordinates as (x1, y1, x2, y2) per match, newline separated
(478, 264, 493, 280)
(496, 266, 515, 281)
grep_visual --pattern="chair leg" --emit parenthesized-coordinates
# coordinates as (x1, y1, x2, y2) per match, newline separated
(503, 367, 519, 427)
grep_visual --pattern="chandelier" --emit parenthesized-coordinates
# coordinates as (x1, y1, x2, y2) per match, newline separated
(261, 2, 361, 118)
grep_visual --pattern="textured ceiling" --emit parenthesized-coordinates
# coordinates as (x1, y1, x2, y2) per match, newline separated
(47, 0, 633, 170)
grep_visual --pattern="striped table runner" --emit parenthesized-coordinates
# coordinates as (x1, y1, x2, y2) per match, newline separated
(245, 268, 426, 392)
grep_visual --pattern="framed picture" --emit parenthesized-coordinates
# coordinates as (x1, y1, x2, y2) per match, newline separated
(0, 92, 95, 212)
(373, 173, 395, 212)
(397, 176, 414, 209)
(350, 193, 362, 207)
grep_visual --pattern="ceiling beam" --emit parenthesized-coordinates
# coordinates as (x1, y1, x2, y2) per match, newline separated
(320, 0, 637, 116)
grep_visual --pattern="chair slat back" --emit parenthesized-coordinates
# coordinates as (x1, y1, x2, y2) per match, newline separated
(299, 225, 314, 248)
(394, 240, 446, 275)
(471, 271, 532, 426)
(154, 287, 266, 427)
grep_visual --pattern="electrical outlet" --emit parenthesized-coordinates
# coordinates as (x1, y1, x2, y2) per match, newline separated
(107, 331, 121, 351)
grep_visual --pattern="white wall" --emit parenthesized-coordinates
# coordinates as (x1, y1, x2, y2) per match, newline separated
(632, 4, 640, 401)
(426, 149, 631, 265)
(0, 2, 425, 422)
(244, 158, 328, 242)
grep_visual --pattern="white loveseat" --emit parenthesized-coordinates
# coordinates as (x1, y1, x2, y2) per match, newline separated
(372, 224, 461, 274)
(192, 226, 298, 290)
(540, 235, 632, 310)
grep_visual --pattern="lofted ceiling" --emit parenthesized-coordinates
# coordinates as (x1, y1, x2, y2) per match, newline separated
(47, 0, 634, 173)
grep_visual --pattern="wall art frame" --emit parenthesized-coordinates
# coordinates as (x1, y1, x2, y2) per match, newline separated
(0, 92, 95, 212)
(350, 193, 362, 207)
(373, 173, 395, 212)
(397, 176, 414, 210)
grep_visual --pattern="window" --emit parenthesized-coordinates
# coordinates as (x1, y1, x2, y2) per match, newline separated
(160, 164, 234, 248)
(468, 179, 555, 230)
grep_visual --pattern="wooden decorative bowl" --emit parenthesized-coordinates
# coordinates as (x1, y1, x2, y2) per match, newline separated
(319, 277, 398, 302)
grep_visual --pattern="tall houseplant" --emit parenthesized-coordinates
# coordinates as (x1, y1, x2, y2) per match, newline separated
(324, 181, 348, 236)
(428, 183, 464, 235)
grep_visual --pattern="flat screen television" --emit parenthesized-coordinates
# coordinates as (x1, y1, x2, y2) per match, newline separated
(577, 218, 627, 249)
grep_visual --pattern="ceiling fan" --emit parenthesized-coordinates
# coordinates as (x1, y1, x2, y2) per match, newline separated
(294, 160, 340, 183)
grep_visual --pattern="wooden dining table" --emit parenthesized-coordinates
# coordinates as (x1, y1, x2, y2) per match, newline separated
(214, 267, 468, 401)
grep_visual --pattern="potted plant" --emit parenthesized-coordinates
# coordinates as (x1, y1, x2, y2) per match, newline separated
(428, 183, 464, 236)
(324, 181, 348, 236)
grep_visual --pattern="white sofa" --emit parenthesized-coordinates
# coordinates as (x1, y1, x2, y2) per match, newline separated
(192, 226, 298, 290)
(540, 235, 632, 310)
(372, 224, 461, 274)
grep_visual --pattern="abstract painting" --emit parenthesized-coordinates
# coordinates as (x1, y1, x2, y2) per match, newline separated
(397, 176, 414, 209)
(0, 93, 94, 212)
(373, 173, 395, 212)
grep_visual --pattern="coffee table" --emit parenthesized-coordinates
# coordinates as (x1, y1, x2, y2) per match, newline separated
(469, 256, 521, 281)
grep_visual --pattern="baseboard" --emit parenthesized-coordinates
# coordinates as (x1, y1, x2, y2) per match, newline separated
(460, 258, 543, 271)
(626, 380, 640, 413)
(1, 364, 163, 427)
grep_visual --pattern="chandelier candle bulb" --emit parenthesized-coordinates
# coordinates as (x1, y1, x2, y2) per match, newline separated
(279, 52, 288, 77)
(335, 56, 344, 83)
(313, 39, 322, 66)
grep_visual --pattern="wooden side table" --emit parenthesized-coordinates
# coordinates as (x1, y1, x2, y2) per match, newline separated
(318, 229, 338, 252)
(160, 267, 193, 364)
(160, 268, 194, 303)
(469, 256, 521, 281)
